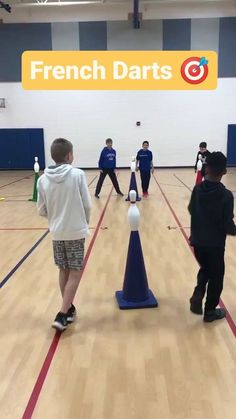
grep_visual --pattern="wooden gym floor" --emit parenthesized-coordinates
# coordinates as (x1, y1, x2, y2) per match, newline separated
(0, 168, 235, 419)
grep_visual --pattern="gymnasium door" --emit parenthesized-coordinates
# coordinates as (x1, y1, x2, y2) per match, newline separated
(227, 125, 236, 166)
(0, 128, 45, 170)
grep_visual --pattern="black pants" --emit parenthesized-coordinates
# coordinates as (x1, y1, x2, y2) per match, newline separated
(95, 169, 121, 195)
(140, 170, 151, 193)
(192, 246, 225, 312)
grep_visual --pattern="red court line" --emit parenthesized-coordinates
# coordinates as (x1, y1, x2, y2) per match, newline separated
(153, 174, 236, 338)
(22, 186, 114, 419)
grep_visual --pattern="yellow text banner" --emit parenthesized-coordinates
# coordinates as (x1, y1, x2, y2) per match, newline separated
(22, 51, 217, 90)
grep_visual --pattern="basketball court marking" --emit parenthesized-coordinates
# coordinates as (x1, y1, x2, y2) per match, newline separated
(0, 175, 34, 189)
(0, 175, 98, 289)
(0, 230, 49, 289)
(153, 174, 236, 338)
(22, 185, 114, 419)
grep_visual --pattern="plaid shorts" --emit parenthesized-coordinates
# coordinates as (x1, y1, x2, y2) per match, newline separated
(53, 239, 85, 270)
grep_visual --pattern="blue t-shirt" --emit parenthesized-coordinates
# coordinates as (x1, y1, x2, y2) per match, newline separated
(98, 147, 116, 169)
(136, 149, 153, 171)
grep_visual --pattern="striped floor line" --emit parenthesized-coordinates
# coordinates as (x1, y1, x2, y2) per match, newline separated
(22, 185, 114, 419)
(153, 174, 236, 338)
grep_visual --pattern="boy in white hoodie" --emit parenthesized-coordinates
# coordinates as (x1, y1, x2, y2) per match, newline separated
(37, 138, 92, 331)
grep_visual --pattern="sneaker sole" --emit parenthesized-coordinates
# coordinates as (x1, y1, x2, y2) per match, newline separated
(52, 321, 67, 331)
(203, 316, 226, 323)
(67, 315, 76, 324)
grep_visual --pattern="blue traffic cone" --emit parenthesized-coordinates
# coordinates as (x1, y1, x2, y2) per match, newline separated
(125, 172, 141, 201)
(115, 230, 158, 309)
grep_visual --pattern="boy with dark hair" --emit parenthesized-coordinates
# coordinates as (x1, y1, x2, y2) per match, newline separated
(136, 140, 154, 197)
(95, 138, 123, 198)
(189, 151, 236, 322)
(194, 141, 211, 178)
(37, 138, 92, 331)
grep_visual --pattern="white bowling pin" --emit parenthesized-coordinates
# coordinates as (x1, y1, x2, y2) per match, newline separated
(131, 156, 136, 173)
(128, 190, 140, 231)
(34, 156, 40, 173)
(197, 155, 202, 171)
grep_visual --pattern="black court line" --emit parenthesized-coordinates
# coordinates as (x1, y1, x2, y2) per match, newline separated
(0, 231, 49, 289)
(158, 182, 185, 188)
(0, 174, 34, 189)
(0, 174, 98, 290)
(173, 174, 192, 192)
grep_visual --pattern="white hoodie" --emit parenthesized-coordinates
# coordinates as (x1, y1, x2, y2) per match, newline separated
(37, 164, 92, 241)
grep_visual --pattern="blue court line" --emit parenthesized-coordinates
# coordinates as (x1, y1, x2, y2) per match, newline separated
(0, 230, 49, 289)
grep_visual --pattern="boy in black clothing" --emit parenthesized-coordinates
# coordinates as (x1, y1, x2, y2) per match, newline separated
(194, 141, 211, 178)
(189, 152, 236, 322)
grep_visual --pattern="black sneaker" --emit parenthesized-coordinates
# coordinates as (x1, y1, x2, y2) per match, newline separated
(52, 312, 68, 331)
(95, 194, 100, 199)
(190, 297, 203, 315)
(67, 304, 77, 324)
(204, 308, 226, 323)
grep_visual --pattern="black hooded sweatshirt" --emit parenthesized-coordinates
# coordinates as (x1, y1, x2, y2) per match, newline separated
(188, 180, 236, 248)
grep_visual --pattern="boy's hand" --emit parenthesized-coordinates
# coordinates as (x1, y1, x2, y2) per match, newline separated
(151, 168, 154, 174)
(135, 167, 139, 172)
(100, 170, 103, 173)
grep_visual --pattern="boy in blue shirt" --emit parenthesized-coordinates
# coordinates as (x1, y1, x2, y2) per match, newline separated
(95, 138, 124, 198)
(136, 141, 154, 197)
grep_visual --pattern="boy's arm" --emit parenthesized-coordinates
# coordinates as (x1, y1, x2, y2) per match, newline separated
(114, 150, 116, 170)
(37, 179, 48, 218)
(136, 152, 140, 170)
(150, 151, 154, 173)
(194, 153, 198, 171)
(80, 172, 92, 224)
(188, 187, 196, 215)
(206, 150, 211, 160)
(224, 192, 236, 236)
(98, 150, 104, 171)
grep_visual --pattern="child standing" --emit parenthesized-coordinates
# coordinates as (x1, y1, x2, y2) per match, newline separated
(136, 141, 154, 197)
(194, 141, 211, 178)
(95, 138, 124, 198)
(37, 138, 92, 331)
(189, 152, 236, 322)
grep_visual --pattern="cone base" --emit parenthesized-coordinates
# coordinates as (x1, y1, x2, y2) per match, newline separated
(115, 289, 158, 310)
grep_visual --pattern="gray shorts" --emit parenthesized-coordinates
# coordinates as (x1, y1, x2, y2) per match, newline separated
(53, 239, 85, 270)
